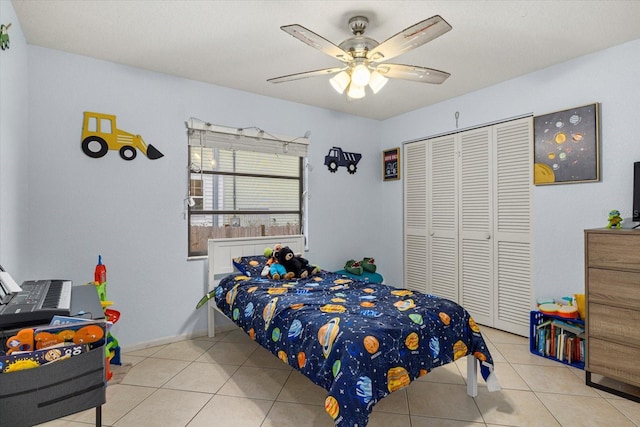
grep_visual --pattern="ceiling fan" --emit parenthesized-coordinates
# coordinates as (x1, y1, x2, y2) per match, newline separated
(268, 15, 452, 100)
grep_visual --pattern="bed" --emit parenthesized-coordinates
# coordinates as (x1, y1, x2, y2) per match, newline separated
(205, 235, 499, 427)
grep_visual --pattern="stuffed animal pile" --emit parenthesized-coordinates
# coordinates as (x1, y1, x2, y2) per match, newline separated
(262, 244, 319, 280)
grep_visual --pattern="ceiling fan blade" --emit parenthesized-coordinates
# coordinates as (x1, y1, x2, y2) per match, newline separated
(367, 15, 452, 62)
(268, 67, 346, 84)
(375, 64, 451, 84)
(280, 24, 351, 63)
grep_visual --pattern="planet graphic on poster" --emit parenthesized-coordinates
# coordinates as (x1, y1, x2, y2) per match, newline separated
(534, 163, 555, 183)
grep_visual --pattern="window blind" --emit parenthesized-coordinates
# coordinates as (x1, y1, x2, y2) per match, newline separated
(186, 118, 309, 158)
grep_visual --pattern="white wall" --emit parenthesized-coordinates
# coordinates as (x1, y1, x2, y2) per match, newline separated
(380, 38, 640, 301)
(25, 46, 385, 348)
(0, 1, 29, 279)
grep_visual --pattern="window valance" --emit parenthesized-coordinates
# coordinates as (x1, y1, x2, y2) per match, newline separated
(186, 118, 309, 157)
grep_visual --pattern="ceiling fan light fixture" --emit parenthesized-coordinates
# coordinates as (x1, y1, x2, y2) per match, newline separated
(347, 83, 366, 100)
(330, 71, 350, 94)
(368, 70, 388, 94)
(351, 64, 371, 87)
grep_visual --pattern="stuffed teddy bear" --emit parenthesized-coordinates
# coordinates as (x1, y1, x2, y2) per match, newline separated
(277, 246, 318, 279)
(607, 210, 623, 228)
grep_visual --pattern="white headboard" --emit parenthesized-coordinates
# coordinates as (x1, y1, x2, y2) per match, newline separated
(206, 235, 305, 336)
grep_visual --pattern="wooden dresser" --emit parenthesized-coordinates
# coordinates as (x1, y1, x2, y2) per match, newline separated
(584, 228, 640, 401)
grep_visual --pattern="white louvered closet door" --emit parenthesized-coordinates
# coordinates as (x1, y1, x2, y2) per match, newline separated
(403, 116, 533, 337)
(459, 128, 494, 326)
(492, 117, 533, 336)
(404, 141, 428, 293)
(428, 134, 458, 301)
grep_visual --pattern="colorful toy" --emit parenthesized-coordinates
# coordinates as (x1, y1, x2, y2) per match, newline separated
(262, 244, 283, 277)
(269, 262, 288, 280)
(361, 257, 377, 273)
(92, 255, 122, 381)
(607, 209, 623, 228)
(0, 23, 11, 51)
(344, 259, 363, 275)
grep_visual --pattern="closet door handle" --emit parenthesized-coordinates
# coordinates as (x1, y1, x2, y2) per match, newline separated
(484, 232, 491, 240)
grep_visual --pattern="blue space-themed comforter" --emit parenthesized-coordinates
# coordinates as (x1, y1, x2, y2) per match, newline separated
(214, 269, 496, 427)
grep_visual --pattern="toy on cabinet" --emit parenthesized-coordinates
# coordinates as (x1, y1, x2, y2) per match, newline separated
(606, 209, 623, 228)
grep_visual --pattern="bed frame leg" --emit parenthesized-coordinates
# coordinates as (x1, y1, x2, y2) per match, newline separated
(208, 302, 216, 338)
(467, 355, 478, 397)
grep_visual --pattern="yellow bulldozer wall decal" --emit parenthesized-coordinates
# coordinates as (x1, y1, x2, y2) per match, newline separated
(81, 112, 164, 160)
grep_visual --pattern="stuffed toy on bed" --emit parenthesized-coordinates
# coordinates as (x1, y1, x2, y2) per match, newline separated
(277, 246, 318, 279)
(261, 244, 283, 277)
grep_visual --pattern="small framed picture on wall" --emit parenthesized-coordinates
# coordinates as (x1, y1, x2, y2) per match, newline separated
(383, 147, 400, 181)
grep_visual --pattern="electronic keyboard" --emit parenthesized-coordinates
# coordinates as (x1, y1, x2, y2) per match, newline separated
(0, 280, 72, 329)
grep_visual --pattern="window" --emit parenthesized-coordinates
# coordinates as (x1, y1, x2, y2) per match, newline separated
(186, 120, 309, 257)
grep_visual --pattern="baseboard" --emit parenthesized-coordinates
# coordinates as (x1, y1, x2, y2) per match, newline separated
(120, 329, 209, 353)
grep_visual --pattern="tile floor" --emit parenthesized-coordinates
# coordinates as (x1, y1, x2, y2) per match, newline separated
(38, 326, 640, 427)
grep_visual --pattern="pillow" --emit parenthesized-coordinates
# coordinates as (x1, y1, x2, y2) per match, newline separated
(232, 255, 268, 277)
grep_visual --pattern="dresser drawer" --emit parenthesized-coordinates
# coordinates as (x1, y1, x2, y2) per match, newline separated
(588, 337, 640, 388)
(588, 303, 640, 346)
(588, 268, 640, 309)
(587, 232, 640, 271)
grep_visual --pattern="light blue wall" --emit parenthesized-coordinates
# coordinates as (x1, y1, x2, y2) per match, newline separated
(24, 46, 386, 348)
(3, 0, 639, 347)
(380, 38, 640, 301)
(0, 1, 29, 279)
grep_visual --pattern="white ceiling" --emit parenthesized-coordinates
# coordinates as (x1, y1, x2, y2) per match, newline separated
(11, 0, 640, 120)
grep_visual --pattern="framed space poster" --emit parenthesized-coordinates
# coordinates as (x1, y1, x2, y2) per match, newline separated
(383, 147, 400, 181)
(533, 103, 600, 185)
